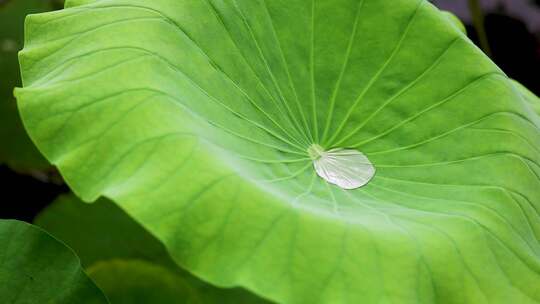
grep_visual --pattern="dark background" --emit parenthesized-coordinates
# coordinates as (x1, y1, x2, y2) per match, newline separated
(2, 0, 540, 222)
(433, 0, 540, 94)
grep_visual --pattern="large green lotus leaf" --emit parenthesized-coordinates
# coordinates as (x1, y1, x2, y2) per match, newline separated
(0, 219, 108, 303)
(512, 80, 540, 116)
(35, 194, 273, 304)
(16, 0, 540, 303)
(0, 0, 49, 171)
(440, 11, 466, 34)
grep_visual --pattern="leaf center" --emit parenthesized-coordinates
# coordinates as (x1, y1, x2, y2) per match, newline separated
(308, 144, 325, 160)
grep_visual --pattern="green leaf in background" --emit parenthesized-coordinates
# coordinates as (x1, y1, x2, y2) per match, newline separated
(16, 0, 540, 303)
(87, 259, 202, 304)
(88, 259, 272, 304)
(0, 0, 50, 171)
(34, 194, 175, 268)
(35, 194, 273, 304)
(0, 219, 108, 303)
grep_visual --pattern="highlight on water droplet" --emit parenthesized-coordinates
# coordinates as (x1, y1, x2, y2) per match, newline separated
(308, 144, 375, 190)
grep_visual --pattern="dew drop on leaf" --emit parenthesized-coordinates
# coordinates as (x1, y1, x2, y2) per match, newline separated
(308, 144, 375, 190)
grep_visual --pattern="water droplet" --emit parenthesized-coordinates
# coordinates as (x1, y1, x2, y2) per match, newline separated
(308, 144, 375, 190)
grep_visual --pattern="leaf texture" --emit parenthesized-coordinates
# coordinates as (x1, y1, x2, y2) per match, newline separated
(35, 194, 274, 303)
(16, 0, 540, 303)
(0, 220, 108, 304)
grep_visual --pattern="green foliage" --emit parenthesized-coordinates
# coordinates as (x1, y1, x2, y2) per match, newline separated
(34, 194, 175, 268)
(87, 259, 202, 304)
(512, 79, 540, 116)
(440, 11, 466, 34)
(35, 194, 272, 303)
(0, 0, 50, 171)
(0, 219, 108, 303)
(16, 0, 540, 303)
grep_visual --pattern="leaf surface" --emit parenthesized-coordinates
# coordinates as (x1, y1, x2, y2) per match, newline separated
(87, 259, 202, 304)
(0, 219, 108, 304)
(35, 194, 273, 304)
(17, 0, 540, 303)
(512, 79, 540, 116)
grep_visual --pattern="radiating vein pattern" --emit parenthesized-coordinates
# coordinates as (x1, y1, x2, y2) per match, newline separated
(16, 0, 540, 303)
